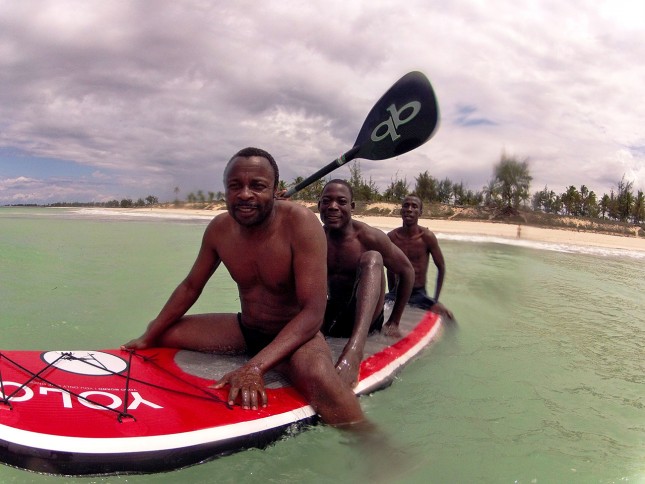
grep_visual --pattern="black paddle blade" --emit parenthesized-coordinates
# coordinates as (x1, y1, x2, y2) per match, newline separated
(352, 71, 439, 161)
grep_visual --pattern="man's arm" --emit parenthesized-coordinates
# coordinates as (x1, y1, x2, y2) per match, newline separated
(385, 230, 397, 292)
(424, 230, 446, 302)
(122, 219, 222, 349)
(423, 230, 455, 320)
(374, 231, 414, 329)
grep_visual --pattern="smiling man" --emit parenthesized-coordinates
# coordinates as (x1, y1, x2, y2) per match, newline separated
(123, 148, 364, 426)
(318, 179, 414, 388)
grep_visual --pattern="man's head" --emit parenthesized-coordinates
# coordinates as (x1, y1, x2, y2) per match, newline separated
(400, 195, 423, 226)
(224, 147, 278, 227)
(224, 147, 279, 189)
(318, 179, 354, 231)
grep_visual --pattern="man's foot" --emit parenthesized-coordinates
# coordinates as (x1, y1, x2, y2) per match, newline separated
(335, 351, 362, 388)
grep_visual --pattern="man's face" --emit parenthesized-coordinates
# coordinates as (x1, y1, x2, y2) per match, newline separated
(224, 156, 276, 227)
(318, 183, 354, 230)
(401, 196, 422, 226)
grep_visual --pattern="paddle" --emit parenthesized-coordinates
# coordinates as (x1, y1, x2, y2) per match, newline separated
(284, 71, 439, 198)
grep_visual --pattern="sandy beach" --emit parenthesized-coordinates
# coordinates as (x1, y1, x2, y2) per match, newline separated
(111, 207, 645, 254)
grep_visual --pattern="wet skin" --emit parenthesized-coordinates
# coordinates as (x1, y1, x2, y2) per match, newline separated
(318, 182, 414, 387)
(387, 195, 454, 320)
(123, 155, 364, 424)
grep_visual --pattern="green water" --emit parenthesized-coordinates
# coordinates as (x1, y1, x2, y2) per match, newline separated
(1, 207, 644, 483)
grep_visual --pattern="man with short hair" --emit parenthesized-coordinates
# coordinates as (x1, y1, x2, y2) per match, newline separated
(386, 195, 453, 319)
(123, 148, 364, 426)
(318, 179, 415, 388)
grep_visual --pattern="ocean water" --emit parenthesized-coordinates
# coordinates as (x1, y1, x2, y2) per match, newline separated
(1, 207, 644, 483)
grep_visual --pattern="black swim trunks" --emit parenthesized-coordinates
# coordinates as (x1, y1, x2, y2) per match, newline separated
(322, 295, 384, 338)
(237, 313, 275, 356)
(385, 287, 436, 310)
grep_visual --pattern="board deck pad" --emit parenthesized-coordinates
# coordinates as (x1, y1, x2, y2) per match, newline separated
(0, 306, 441, 476)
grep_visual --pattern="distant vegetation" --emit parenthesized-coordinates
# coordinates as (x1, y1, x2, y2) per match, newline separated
(38, 153, 644, 232)
(47, 195, 159, 208)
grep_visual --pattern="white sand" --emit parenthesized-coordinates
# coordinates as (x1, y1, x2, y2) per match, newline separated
(354, 215, 645, 253)
(94, 207, 645, 253)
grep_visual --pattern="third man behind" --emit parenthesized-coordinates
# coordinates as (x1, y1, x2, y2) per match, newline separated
(386, 195, 454, 320)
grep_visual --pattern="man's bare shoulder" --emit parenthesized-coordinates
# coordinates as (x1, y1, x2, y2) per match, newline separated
(202, 212, 235, 243)
(276, 202, 325, 241)
(419, 225, 439, 245)
(276, 200, 319, 224)
(351, 219, 382, 234)
(352, 219, 389, 246)
(205, 211, 233, 230)
(387, 226, 404, 240)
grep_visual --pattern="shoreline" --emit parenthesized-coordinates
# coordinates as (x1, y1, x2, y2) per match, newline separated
(75, 206, 645, 254)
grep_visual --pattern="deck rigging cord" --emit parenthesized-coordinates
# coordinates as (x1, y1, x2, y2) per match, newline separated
(0, 349, 228, 420)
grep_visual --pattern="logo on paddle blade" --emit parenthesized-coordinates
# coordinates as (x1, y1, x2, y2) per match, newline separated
(371, 101, 421, 142)
(41, 351, 128, 376)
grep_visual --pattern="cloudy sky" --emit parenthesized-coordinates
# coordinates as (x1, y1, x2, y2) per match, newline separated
(1, 0, 644, 205)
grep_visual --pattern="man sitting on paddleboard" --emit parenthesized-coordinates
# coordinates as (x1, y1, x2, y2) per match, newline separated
(386, 195, 454, 320)
(123, 148, 364, 426)
(318, 179, 415, 388)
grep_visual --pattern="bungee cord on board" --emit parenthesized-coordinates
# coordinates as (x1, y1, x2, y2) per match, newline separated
(0, 350, 228, 421)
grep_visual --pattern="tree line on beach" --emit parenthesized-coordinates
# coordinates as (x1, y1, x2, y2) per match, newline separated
(45, 153, 644, 227)
(287, 153, 644, 226)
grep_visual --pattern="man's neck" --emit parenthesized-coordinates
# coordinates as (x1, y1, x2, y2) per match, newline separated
(400, 222, 421, 235)
(326, 219, 355, 240)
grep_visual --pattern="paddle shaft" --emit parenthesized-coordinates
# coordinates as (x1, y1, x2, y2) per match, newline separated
(284, 146, 359, 197)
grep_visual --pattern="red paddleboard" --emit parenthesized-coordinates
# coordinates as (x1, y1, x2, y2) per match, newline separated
(0, 307, 441, 476)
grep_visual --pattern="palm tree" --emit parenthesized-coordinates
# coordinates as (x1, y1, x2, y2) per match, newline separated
(414, 171, 438, 203)
(632, 190, 645, 224)
(492, 152, 532, 212)
(616, 175, 634, 222)
(482, 179, 498, 207)
(561, 185, 581, 216)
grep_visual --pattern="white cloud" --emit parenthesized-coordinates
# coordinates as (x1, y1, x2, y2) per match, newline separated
(1, 0, 644, 204)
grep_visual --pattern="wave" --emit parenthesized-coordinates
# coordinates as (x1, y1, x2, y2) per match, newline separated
(437, 233, 645, 260)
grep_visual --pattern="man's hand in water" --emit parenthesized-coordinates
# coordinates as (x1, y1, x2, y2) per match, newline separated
(431, 302, 455, 321)
(211, 363, 268, 410)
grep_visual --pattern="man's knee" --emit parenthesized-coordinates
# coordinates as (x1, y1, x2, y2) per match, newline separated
(290, 339, 335, 388)
(359, 250, 383, 272)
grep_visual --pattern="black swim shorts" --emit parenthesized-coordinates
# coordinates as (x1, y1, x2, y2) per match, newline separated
(385, 287, 436, 310)
(322, 296, 384, 338)
(237, 313, 275, 356)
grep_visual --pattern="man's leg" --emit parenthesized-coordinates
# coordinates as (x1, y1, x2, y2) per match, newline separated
(285, 332, 365, 426)
(336, 250, 385, 387)
(157, 313, 246, 353)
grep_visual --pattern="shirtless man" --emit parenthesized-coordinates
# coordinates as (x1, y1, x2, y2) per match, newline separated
(386, 195, 453, 319)
(123, 148, 363, 426)
(318, 179, 414, 388)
